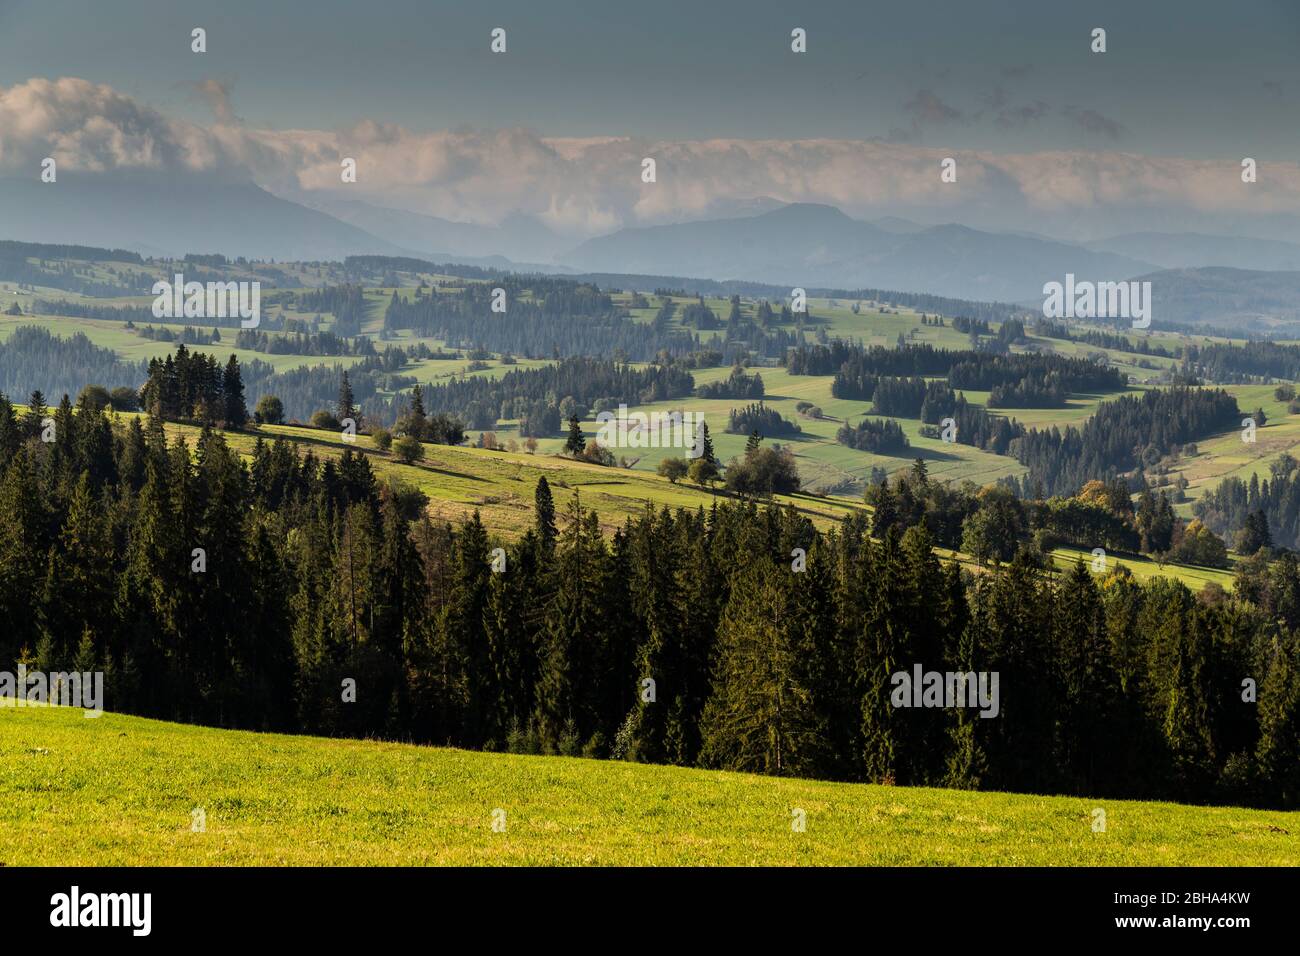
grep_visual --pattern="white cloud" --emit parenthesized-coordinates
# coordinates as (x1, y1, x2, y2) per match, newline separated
(0, 77, 227, 174)
(3, 76, 1299, 240)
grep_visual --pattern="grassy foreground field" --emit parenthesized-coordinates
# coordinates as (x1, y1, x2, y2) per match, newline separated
(2, 706, 1296, 866)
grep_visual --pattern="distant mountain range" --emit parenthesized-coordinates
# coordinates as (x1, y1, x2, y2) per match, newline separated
(562, 203, 1158, 302)
(1086, 232, 1300, 272)
(302, 198, 569, 268)
(4, 175, 1300, 332)
(1131, 266, 1300, 334)
(0, 176, 413, 262)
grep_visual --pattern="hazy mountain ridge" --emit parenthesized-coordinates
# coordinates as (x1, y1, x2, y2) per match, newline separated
(305, 198, 569, 267)
(5, 176, 1300, 332)
(0, 176, 414, 262)
(562, 203, 1159, 301)
(1134, 266, 1300, 332)
(1086, 232, 1300, 272)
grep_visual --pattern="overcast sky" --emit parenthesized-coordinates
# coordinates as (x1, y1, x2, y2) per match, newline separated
(1, 0, 1298, 239)
(3, 0, 1296, 153)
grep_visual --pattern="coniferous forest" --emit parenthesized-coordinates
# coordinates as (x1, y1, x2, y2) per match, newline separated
(1, 391, 1296, 811)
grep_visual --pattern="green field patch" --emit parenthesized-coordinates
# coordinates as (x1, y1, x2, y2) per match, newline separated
(1, 706, 1294, 865)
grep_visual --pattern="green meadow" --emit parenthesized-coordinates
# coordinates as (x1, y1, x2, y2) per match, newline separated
(160, 418, 869, 537)
(1, 705, 1295, 866)
(157, 418, 1235, 592)
(10, 270, 1289, 586)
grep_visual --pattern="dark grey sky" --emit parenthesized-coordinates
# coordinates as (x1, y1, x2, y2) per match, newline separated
(2, 0, 1297, 157)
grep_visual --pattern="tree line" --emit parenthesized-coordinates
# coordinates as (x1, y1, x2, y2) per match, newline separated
(790, 342, 1125, 412)
(1181, 341, 1300, 385)
(868, 461, 1227, 569)
(411, 357, 695, 436)
(0, 326, 147, 401)
(1, 405, 1295, 808)
(383, 279, 700, 361)
(1010, 387, 1241, 498)
(1195, 455, 1300, 551)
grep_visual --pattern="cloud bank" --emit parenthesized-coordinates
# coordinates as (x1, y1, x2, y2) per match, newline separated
(3, 77, 1299, 242)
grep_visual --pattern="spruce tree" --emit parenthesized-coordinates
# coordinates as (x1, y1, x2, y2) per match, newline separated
(563, 414, 586, 456)
(699, 559, 824, 776)
(452, 511, 493, 744)
(222, 355, 247, 429)
(535, 476, 557, 553)
(1052, 561, 1118, 793)
(26, 389, 47, 439)
(337, 371, 357, 425)
(484, 533, 541, 745)
(534, 495, 608, 750)
(700, 421, 717, 465)
(1257, 635, 1300, 807)
(625, 509, 687, 763)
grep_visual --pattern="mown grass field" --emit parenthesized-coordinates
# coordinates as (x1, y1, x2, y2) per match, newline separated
(159, 418, 869, 537)
(1049, 546, 1236, 591)
(0, 312, 374, 374)
(11, 281, 1269, 501)
(10, 279, 1284, 587)
(1169, 383, 1300, 518)
(143, 417, 1238, 591)
(1, 705, 1296, 866)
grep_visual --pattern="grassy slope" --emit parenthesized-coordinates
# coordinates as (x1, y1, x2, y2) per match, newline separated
(11, 289, 1258, 499)
(161, 419, 869, 537)
(1, 705, 1296, 865)
(1169, 384, 1300, 518)
(0, 313, 374, 374)
(148, 418, 1237, 590)
(1049, 546, 1235, 591)
(8, 290, 1268, 579)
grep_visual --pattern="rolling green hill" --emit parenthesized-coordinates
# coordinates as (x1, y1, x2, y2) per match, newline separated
(1, 705, 1296, 866)
(149, 417, 1238, 591)
(3, 270, 1284, 587)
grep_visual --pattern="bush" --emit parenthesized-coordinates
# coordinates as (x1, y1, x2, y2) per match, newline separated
(837, 417, 910, 453)
(1171, 519, 1230, 569)
(109, 386, 140, 411)
(310, 409, 340, 430)
(724, 445, 801, 496)
(558, 396, 589, 422)
(371, 427, 393, 451)
(1275, 384, 1296, 402)
(392, 435, 425, 464)
(255, 394, 285, 426)
(577, 442, 617, 467)
(726, 401, 800, 437)
(383, 479, 428, 520)
(77, 384, 112, 413)
(657, 457, 689, 483)
(688, 457, 719, 488)
(1032, 527, 1063, 554)
(697, 366, 765, 400)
